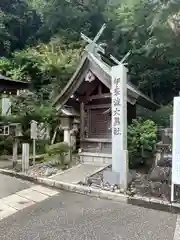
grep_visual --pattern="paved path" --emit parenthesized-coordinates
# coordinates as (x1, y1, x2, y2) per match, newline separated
(0, 174, 31, 198)
(0, 174, 58, 221)
(0, 187, 178, 240)
(50, 164, 104, 183)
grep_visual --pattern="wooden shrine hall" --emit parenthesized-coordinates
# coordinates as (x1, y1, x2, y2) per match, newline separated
(0, 74, 29, 116)
(0, 74, 29, 94)
(53, 26, 159, 166)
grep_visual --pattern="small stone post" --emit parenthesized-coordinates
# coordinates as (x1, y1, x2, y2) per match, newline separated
(22, 143, 29, 173)
(12, 138, 18, 168)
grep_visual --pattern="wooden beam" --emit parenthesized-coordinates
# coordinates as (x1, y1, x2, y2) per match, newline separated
(85, 103, 110, 109)
(81, 138, 112, 143)
(89, 93, 110, 100)
(98, 83, 102, 95)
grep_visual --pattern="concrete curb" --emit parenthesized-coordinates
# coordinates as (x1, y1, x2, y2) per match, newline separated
(0, 168, 127, 203)
(1, 168, 180, 213)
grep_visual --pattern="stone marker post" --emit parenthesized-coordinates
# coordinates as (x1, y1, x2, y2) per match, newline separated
(22, 143, 29, 173)
(12, 139, 18, 168)
(111, 64, 128, 191)
(30, 120, 38, 166)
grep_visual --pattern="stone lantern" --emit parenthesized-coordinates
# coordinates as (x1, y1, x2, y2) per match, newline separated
(60, 116, 71, 145)
(70, 118, 80, 151)
(72, 118, 79, 133)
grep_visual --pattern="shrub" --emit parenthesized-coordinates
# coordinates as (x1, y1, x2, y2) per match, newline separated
(128, 119, 157, 169)
(33, 140, 49, 155)
(45, 142, 71, 165)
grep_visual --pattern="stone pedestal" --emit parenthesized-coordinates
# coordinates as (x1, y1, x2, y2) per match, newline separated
(103, 165, 132, 190)
(61, 116, 71, 146)
(64, 128, 71, 145)
(71, 134, 76, 151)
(70, 118, 79, 151)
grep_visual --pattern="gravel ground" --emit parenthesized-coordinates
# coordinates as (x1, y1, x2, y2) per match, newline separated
(0, 154, 80, 178)
(82, 165, 173, 201)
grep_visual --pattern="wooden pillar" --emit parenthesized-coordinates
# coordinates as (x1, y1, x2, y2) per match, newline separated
(80, 102, 85, 140)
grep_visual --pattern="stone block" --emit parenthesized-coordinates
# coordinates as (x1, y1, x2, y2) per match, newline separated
(103, 170, 120, 185)
(150, 166, 170, 181)
(103, 170, 133, 186)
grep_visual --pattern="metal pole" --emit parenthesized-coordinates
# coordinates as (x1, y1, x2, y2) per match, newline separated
(33, 139, 36, 166)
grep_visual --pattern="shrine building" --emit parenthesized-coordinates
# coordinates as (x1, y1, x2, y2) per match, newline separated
(53, 27, 159, 166)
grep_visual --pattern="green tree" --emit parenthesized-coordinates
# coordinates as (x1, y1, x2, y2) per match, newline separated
(0, 0, 42, 56)
(104, 0, 180, 104)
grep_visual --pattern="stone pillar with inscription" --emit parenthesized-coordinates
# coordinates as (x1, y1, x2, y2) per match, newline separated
(111, 64, 128, 190)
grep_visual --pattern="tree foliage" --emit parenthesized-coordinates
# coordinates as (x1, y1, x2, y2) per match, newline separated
(0, 0, 180, 113)
(0, 0, 41, 56)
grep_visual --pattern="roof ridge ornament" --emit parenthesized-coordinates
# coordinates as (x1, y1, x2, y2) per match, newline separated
(81, 24, 131, 66)
(81, 23, 106, 54)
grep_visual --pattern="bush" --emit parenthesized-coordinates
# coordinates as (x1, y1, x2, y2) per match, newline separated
(33, 140, 49, 155)
(0, 136, 14, 155)
(45, 142, 71, 165)
(128, 119, 157, 169)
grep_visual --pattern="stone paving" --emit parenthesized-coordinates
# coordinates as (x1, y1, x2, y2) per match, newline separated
(0, 174, 59, 221)
(50, 164, 105, 184)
